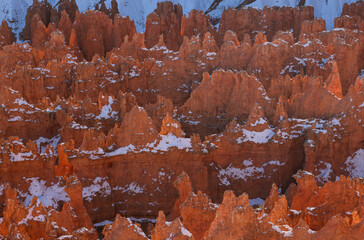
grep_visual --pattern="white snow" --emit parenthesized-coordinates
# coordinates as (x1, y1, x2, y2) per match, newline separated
(218, 163, 264, 185)
(18, 198, 46, 225)
(126, 218, 149, 238)
(319, 162, 332, 182)
(105, 144, 136, 157)
(218, 158, 286, 186)
(306, 140, 316, 148)
(206, 52, 217, 56)
(270, 222, 293, 237)
(0, 185, 5, 195)
(308, 229, 316, 234)
(330, 118, 341, 126)
(71, 122, 88, 129)
(290, 209, 301, 215)
(94, 220, 113, 227)
(249, 197, 265, 206)
(251, 117, 268, 127)
(34, 135, 61, 153)
(288, 118, 329, 138)
(82, 177, 111, 201)
(7, 116, 23, 122)
(10, 151, 35, 162)
(180, 225, 193, 237)
(166, 122, 179, 128)
(14, 97, 30, 106)
(164, 220, 193, 238)
(153, 133, 192, 151)
(22, 178, 70, 209)
(105, 133, 193, 157)
(129, 65, 141, 78)
(236, 128, 275, 144)
(243, 159, 253, 166)
(345, 149, 364, 178)
(358, 69, 364, 80)
(263, 160, 285, 166)
(114, 182, 145, 195)
(96, 96, 118, 120)
(80, 148, 105, 159)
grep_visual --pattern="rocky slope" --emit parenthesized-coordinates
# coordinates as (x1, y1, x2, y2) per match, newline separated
(103, 171, 364, 240)
(0, 0, 363, 239)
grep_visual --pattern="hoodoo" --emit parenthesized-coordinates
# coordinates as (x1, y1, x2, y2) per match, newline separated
(0, 0, 363, 239)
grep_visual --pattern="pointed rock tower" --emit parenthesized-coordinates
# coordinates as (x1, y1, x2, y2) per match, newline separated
(326, 61, 343, 99)
(244, 103, 270, 132)
(114, 106, 158, 147)
(273, 97, 288, 126)
(160, 113, 185, 137)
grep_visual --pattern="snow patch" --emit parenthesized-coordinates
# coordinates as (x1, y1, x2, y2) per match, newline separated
(270, 222, 293, 237)
(18, 198, 46, 225)
(71, 122, 88, 130)
(0, 185, 6, 196)
(345, 149, 364, 178)
(10, 151, 35, 162)
(22, 178, 70, 209)
(263, 160, 285, 166)
(218, 163, 264, 185)
(96, 96, 118, 119)
(7, 116, 23, 122)
(236, 128, 275, 144)
(105, 144, 136, 156)
(34, 135, 61, 153)
(105, 133, 193, 157)
(153, 133, 192, 151)
(94, 220, 113, 227)
(114, 182, 145, 195)
(82, 177, 111, 201)
(126, 218, 149, 238)
(251, 117, 268, 127)
(319, 162, 332, 182)
(180, 225, 193, 237)
(249, 197, 265, 206)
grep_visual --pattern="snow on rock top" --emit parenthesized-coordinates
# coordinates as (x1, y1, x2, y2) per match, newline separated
(236, 128, 275, 144)
(345, 149, 364, 178)
(21, 177, 70, 209)
(82, 177, 111, 202)
(218, 163, 264, 185)
(96, 96, 118, 119)
(105, 133, 193, 157)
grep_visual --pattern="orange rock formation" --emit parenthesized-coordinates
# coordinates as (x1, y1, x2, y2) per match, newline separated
(0, 0, 363, 239)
